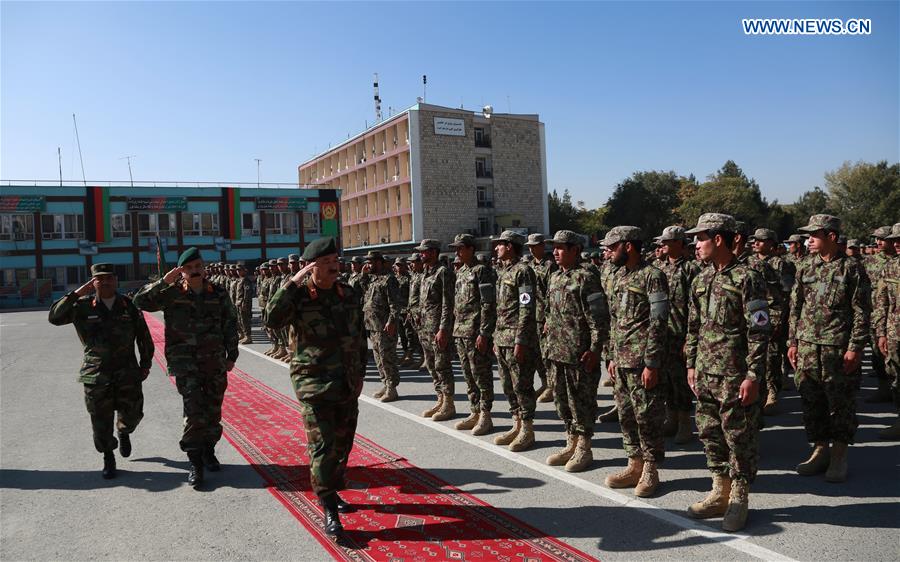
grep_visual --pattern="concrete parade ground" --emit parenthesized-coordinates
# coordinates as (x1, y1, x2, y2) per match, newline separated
(2, 307, 898, 561)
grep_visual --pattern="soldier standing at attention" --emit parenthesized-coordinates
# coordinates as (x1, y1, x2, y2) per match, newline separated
(873, 223, 900, 439)
(394, 258, 413, 365)
(525, 233, 557, 403)
(491, 230, 540, 452)
(363, 251, 403, 403)
(684, 214, 769, 532)
(49, 263, 154, 479)
(406, 253, 426, 369)
(416, 239, 456, 420)
(133, 247, 239, 489)
(789, 215, 870, 483)
(864, 226, 896, 403)
(603, 226, 668, 497)
(544, 230, 608, 472)
(265, 237, 365, 537)
(449, 233, 497, 435)
(234, 263, 254, 344)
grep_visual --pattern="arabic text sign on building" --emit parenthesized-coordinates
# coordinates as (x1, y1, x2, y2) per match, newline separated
(127, 197, 188, 211)
(0, 196, 46, 212)
(434, 117, 466, 136)
(255, 197, 308, 210)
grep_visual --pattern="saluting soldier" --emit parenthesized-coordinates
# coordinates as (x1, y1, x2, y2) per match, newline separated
(48, 263, 155, 479)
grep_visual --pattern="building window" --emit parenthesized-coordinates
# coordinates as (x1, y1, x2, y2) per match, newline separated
(113, 264, 134, 282)
(303, 212, 320, 235)
(476, 157, 493, 178)
(41, 214, 85, 240)
(181, 212, 219, 237)
(477, 186, 494, 208)
(0, 214, 34, 241)
(264, 212, 299, 235)
(475, 127, 491, 148)
(478, 217, 491, 237)
(111, 214, 132, 238)
(46, 266, 87, 290)
(137, 213, 176, 237)
(1, 268, 36, 288)
(241, 212, 260, 236)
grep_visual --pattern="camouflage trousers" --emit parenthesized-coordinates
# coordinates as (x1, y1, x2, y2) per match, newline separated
(238, 306, 252, 340)
(405, 318, 421, 354)
(664, 341, 692, 413)
(870, 330, 888, 381)
(371, 330, 399, 388)
(614, 367, 666, 463)
(549, 360, 598, 437)
(535, 323, 548, 387)
(887, 341, 900, 409)
(766, 329, 786, 395)
(299, 397, 359, 498)
(455, 336, 494, 412)
(420, 330, 454, 395)
(796, 342, 858, 444)
(83, 372, 144, 453)
(174, 371, 228, 452)
(495, 346, 537, 421)
(695, 371, 760, 483)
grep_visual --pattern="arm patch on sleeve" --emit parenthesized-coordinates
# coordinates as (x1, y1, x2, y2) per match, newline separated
(518, 285, 534, 306)
(747, 298, 770, 331)
(649, 291, 669, 320)
(587, 292, 607, 318)
(479, 283, 496, 303)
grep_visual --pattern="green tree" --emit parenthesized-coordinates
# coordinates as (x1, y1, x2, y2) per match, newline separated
(824, 160, 900, 239)
(677, 160, 769, 227)
(548, 189, 580, 233)
(605, 170, 682, 237)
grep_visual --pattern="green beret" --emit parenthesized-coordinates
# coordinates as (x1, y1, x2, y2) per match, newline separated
(177, 247, 201, 267)
(301, 237, 337, 261)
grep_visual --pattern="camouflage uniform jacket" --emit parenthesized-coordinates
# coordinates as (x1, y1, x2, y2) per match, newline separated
(608, 261, 669, 369)
(407, 271, 423, 327)
(685, 257, 770, 378)
(789, 254, 871, 351)
(48, 292, 155, 384)
(544, 266, 609, 364)
(234, 276, 253, 310)
(494, 260, 538, 349)
(864, 252, 892, 280)
(529, 257, 558, 325)
(741, 252, 785, 332)
(396, 273, 411, 315)
(363, 272, 403, 332)
(133, 278, 239, 375)
(657, 257, 694, 342)
(872, 255, 900, 345)
(452, 262, 497, 339)
(419, 264, 455, 336)
(265, 278, 367, 401)
(347, 272, 370, 296)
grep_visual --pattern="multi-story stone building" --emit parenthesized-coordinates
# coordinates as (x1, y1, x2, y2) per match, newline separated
(299, 102, 549, 253)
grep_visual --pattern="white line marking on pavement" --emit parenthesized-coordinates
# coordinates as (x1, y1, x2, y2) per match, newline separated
(239, 343, 796, 562)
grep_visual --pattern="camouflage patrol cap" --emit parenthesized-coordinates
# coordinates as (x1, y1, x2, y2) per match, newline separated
(846, 239, 860, 248)
(798, 214, 841, 234)
(784, 234, 806, 244)
(872, 225, 892, 239)
(750, 228, 777, 242)
(524, 233, 546, 246)
(267, 259, 278, 266)
(408, 253, 422, 262)
(492, 230, 526, 246)
(300, 236, 337, 261)
(350, 256, 365, 264)
(259, 262, 270, 269)
(550, 230, 582, 246)
(288, 254, 300, 263)
(602, 225, 643, 246)
(733, 221, 749, 236)
(394, 257, 407, 265)
(276, 257, 288, 264)
(364, 250, 384, 261)
(415, 238, 441, 251)
(658, 225, 687, 242)
(685, 213, 737, 235)
(886, 223, 900, 240)
(448, 233, 476, 248)
(90, 263, 115, 276)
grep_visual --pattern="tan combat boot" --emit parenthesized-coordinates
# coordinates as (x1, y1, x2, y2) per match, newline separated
(509, 419, 535, 452)
(431, 394, 456, 421)
(264, 345, 277, 356)
(373, 385, 387, 399)
(762, 389, 778, 416)
(537, 387, 554, 403)
(546, 433, 577, 466)
(454, 411, 479, 431)
(879, 416, 900, 440)
(421, 394, 443, 418)
(688, 474, 732, 519)
(399, 350, 412, 367)
(604, 457, 644, 488)
(722, 479, 749, 532)
(494, 416, 521, 446)
(380, 385, 398, 403)
(240, 336, 253, 345)
(796, 443, 830, 475)
(634, 461, 660, 497)
(825, 442, 848, 483)
(674, 411, 694, 444)
(564, 435, 593, 473)
(662, 408, 677, 437)
(472, 410, 494, 436)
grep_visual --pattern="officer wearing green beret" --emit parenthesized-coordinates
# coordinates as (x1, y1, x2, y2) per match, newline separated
(133, 247, 239, 489)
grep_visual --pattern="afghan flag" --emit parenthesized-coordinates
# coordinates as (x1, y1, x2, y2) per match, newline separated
(85, 186, 111, 242)
(221, 187, 241, 240)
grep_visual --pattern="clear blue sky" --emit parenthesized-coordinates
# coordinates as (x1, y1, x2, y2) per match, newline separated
(2, 1, 897, 208)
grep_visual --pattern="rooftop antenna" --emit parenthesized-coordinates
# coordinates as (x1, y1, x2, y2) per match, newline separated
(72, 113, 86, 186)
(373, 72, 382, 123)
(422, 74, 427, 103)
(119, 155, 136, 186)
(57, 147, 62, 186)
(253, 158, 262, 187)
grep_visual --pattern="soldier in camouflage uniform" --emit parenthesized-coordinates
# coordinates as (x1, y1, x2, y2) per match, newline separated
(655, 225, 697, 443)
(602, 226, 668, 497)
(271, 257, 292, 360)
(864, 225, 896, 403)
(234, 263, 254, 344)
(393, 258, 414, 364)
(491, 230, 540, 452)
(405, 254, 425, 368)
(544, 230, 609, 472)
(347, 256, 366, 293)
(415, 239, 457, 420)
(785, 234, 808, 267)
(684, 214, 770, 532)
(449, 233, 497, 434)
(265, 237, 365, 537)
(257, 263, 273, 354)
(597, 240, 622, 416)
(363, 251, 404, 402)
(49, 263, 154, 479)
(789, 215, 871, 483)
(133, 247, 239, 488)
(525, 233, 557, 403)
(873, 223, 900, 439)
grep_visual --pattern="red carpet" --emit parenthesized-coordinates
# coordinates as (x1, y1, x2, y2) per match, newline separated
(145, 313, 597, 562)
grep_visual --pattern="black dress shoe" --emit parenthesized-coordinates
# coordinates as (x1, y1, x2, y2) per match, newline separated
(335, 492, 354, 513)
(118, 432, 131, 458)
(321, 494, 344, 536)
(102, 451, 117, 479)
(187, 452, 204, 489)
(202, 446, 221, 472)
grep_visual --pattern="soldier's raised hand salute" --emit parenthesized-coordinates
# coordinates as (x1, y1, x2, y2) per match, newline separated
(74, 277, 97, 297)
